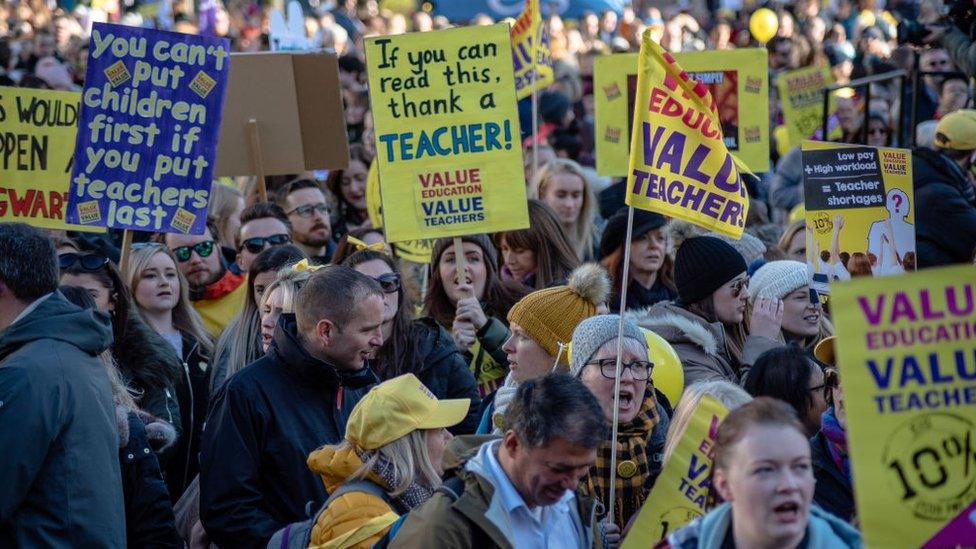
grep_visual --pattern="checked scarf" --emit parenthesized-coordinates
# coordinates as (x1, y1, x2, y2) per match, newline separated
(355, 448, 434, 512)
(820, 406, 851, 480)
(583, 387, 660, 528)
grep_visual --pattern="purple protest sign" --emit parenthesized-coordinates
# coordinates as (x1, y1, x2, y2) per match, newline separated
(66, 23, 230, 234)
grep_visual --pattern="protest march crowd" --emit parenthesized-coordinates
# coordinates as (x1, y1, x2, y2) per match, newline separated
(2, 0, 976, 548)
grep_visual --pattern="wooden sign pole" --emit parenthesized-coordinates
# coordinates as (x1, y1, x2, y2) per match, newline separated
(118, 229, 135, 275)
(246, 119, 268, 204)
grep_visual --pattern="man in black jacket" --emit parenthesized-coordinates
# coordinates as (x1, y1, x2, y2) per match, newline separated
(911, 109, 976, 267)
(199, 265, 385, 548)
(0, 223, 125, 547)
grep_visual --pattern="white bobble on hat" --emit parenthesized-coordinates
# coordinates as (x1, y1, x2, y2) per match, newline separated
(748, 260, 810, 301)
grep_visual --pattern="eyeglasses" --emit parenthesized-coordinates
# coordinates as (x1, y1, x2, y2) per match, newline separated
(172, 240, 215, 262)
(287, 203, 329, 218)
(59, 253, 109, 270)
(729, 277, 749, 298)
(239, 234, 292, 254)
(584, 358, 654, 381)
(373, 272, 401, 294)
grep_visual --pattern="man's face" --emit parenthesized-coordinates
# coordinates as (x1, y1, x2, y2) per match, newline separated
(167, 229, 223, 289)
(771, 43, 792, 70)
(502, 434, 597, 507)
(237, 217, 291, 271)
(285, 188, 332, 251)
(922, 50, 951, 90)
(321, 294, 385, 371)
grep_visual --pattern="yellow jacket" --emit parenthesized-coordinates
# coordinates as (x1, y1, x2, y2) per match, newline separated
(306, 445, 397, 549)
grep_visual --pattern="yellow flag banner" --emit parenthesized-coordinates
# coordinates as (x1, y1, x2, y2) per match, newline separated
(621, 395, 729, 547)
(625, 31, 750, 238)
(366, 161, 433, 263)
(510, 0, 553, 100)
(831, 265, 976, 548)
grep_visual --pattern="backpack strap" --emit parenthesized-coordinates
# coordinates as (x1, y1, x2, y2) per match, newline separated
(325, 479, 392, 506)
(435, 475, 466, 501)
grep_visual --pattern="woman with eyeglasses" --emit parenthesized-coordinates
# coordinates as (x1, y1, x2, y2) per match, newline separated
(637, 236, 783, 387)
(569, 314, 672, 530)
(744, 346, 828, 438)
(211, 245, 308, 390)
(809, 337, 856, 523)
(125, 243, 216, 501)
(326, 143, 371, 239)
(342, 248, 482, 434)
(58, 252, 184, 453)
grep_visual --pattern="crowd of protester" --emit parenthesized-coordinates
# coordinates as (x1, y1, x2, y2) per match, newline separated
(3, 0, 976, 547)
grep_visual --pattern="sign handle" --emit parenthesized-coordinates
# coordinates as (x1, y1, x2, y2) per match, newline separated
(606, 205, 636, 526)
(246, 119, 268, 203)
(453, 236, 469, 299)
(118, 229, 135, 275)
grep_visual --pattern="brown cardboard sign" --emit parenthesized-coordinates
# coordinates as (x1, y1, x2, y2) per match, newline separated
(215, 51, 348, 176)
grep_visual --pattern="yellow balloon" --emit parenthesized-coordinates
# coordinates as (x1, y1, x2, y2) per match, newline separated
(749, 8, 779, 44)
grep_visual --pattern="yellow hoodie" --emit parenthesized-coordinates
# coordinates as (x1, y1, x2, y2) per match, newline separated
(306, 445, 397, 549)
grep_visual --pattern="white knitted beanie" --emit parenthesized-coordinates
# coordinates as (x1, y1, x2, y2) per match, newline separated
(748, 260, 810, 301)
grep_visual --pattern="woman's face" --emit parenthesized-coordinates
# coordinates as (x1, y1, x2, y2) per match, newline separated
(781, 286, 821, 338)
(714, 424, 815, 549)
(438, 242, 488, 305)
(60, 272, 114, 312)
(252, 270, 278, 309)
(259, 287, 284, 352)
(341, 160, 369, 212)
(712, 273, 749, 324)
(500, 236, 537, 282)
(579, 341, 648, 424)
(867, 119, 890, 147)
(787, 230, 806, 262)
(134, 252, 180, 314)
(353, 259, 399, 329)
(629, 228, 666, 275)
(425, 427, 454, 476)
(543, 172, 585, 226)
(806, 364, 828, 435)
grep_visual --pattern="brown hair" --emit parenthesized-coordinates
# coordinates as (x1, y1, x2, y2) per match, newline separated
(529, 159, 597, 261)
(600, 228, 676, 306)
(331, 227, 390, 265)
(777, 220, 806, 256)
(848, 252, 872, 277)
(713, 397, 806, 470)
(493, 200, 580, 290)
(326, 144, 370, 226)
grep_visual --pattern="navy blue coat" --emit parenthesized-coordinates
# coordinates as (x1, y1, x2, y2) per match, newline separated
(198, 314, 377, 549)
(911, 148, 976, 267)
(811, 431, 855, 522)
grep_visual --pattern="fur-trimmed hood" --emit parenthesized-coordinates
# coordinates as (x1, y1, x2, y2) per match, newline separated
(115, 405, 178, 453)
(632, 302, 722, 357)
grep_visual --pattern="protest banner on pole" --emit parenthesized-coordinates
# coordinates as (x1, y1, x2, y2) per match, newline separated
(622, 394, 729, 547)
(831, 264, 976, 548)
(364, 24, 529, 243)
(366, 160, 433, 263)
(802, 141, 916, 300)
(594, 48, 769, 177)
(0, 87, 102, 232)
(511, 0, 553, 101)
(777, 65, 840, 148)
(624, 31, 750, 239)
(65, 23, 230, 234)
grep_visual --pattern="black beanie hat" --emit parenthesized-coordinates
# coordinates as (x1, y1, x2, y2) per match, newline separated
(675, 236, 747, 305)
(598, 208, 668, 259)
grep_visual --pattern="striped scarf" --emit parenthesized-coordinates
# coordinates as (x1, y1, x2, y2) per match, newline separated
(584, 388, 660, 528)
(820, 406, 850, 480)
(355, 448, 434, 512)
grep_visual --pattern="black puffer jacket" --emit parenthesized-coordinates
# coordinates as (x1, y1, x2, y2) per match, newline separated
(810, 431, 855, 523)
(403, 318, 481, 434)
(911, 148, 976, 267)
(199, 314, 378, 549)
(165, 334, 212, 502)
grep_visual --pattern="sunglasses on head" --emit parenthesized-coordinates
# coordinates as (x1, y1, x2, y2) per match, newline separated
(240, 234, 291, 254)
(172, 240, 215, 262)
(373, 272, 401, 294)
(59, 253, 109, 270)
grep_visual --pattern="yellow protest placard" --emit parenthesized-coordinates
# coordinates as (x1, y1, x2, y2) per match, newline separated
(802, 141, 916, 300)
(594, 48, 769, 177)
(365, 24, 528, 243)
(511, 0, 553, 100)
(625, 32, 750, 238)
(777, 66, 839, 148)
(831, 265, 976, 548)
(366, 161, 433, 263)
(0, 87, 101, 232)
(622, 395, 728, 547)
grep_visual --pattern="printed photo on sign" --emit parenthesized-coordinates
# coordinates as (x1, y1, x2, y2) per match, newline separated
(65, 23, 231, 234)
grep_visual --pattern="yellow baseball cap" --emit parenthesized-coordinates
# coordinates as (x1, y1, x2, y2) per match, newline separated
(345, 374, 471, 450)
(935, 110, 976, 150)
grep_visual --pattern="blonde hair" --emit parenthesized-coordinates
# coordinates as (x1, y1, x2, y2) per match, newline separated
(259, 266, 314, 316)
(529, 159, 597, 261)
(208, 183, 243, 247)
(777, 220, 806, 256)
(126, 244, 214, 358)
(663, 381, 752, 465)
(343, 430, 442, 496)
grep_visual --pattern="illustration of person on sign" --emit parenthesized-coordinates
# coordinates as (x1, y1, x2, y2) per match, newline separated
(867, 189, 915, 275)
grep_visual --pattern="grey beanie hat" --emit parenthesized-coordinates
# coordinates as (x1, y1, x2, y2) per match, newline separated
(570, 314, 646, 377)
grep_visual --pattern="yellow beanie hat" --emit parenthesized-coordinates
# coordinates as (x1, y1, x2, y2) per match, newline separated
(507, 263, 610, 362)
